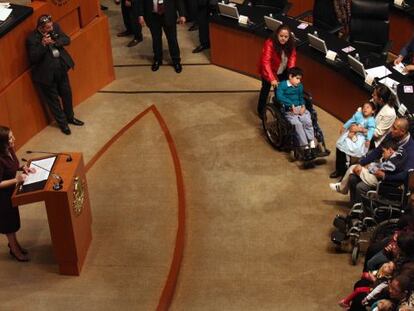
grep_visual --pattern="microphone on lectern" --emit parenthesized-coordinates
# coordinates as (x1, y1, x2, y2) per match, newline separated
(26, 150, 72, 162)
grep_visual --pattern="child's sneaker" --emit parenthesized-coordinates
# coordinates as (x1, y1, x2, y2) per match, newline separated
(329, 182, 341, 193)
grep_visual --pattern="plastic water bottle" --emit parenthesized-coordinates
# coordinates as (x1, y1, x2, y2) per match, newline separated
(313, 30, 318, 37)
(269, 13, 273, 18)
(355, 53, 360, 61)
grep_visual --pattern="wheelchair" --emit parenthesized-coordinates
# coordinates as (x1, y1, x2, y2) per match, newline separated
(330, 170, 413, 265)
(262, 91, 330, 167)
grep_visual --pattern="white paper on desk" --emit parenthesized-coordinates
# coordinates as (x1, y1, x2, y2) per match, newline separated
(393, 63, 408, 75)
(394, 0, 404, 6)
(0, 7, 12, 21)
(404, 85, 414, 93)
(0, 3, 10, 8)
(379, 77, 400, 89)
(365, 66, 392, 79)
(23, 157, 56, 185)
(342, 46, 355, 53)
(297, 23, 308, 29)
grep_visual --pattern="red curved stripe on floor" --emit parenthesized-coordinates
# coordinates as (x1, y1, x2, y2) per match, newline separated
(85, 105, 186, 311)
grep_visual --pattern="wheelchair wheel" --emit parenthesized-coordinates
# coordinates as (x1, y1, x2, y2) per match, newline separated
(262, 104, 284, 150)
(370, 218, 400, 245)
(351, 244, 360, 265)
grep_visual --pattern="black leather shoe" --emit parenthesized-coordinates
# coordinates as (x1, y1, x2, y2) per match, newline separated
(151, 61, 162, 71)
(173, 63, 182, 73)
(117, 30, 131, 37)
(60, 126, 71, 135)
(192, 45, 210, 53)
(188, 24, 199, 31)
(68, 118, 84, 126)
(329, 171, 342, 179)
(127, 37, 143, 47)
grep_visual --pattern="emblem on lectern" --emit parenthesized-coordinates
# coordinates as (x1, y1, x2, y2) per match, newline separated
(73, 176, 85, 216)
(52, 0, 70, 6)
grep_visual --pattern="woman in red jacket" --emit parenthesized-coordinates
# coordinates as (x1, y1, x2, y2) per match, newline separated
(257, 25, 297, 117)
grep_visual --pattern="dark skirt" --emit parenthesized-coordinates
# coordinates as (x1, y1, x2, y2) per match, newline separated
(0, 203, 20, 234)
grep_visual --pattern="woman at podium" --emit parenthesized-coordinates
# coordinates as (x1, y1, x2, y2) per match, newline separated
(0, 126, 34, 262)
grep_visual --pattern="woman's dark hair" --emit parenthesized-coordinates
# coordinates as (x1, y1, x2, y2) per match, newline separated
(391, 273, 412, 297)
(0, 126, 10, 156)
(272, 25, 295, 57)
(374, 83, 396, 108)
(397, 231, 414, 258)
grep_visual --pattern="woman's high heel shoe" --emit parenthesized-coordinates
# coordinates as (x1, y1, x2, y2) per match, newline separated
(9, 250, 30, 262)
(8, 243, 28, 255)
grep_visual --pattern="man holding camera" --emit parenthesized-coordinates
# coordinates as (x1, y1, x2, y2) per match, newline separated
(26, 15, 84, 135)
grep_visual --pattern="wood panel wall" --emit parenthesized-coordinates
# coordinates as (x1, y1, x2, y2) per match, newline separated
(0, 0, 114, 149)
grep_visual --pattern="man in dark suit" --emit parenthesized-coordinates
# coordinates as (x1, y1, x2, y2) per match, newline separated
(192, 0, 216, 53)
(26, 15, 84, 135)
(138, 0, 186, 73)
(117, 0, 143, 47)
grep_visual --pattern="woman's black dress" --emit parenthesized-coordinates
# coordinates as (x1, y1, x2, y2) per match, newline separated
(0, 148, 20, 234)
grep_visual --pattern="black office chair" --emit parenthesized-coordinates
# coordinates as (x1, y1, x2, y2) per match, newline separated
(251, 0, 292, 15)
(294, 0, 343, 35)
(349, 0, 392, 61)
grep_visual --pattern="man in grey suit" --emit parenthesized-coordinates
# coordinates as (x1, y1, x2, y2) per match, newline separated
(138, 0, 186, 73)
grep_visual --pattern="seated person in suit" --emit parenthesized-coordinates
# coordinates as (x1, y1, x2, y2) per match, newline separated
(394, 34, 414, 75)
(347, 118, 414, 205)
(276, 67, 316, 160)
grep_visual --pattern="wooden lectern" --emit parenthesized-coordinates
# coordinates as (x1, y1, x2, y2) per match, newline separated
(12, 152, 92, 276)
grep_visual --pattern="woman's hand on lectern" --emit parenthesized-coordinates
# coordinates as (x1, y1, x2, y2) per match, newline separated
(16, 173, 28, 183)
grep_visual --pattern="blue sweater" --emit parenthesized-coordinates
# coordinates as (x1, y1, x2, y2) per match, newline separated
(360, 133, 414, 183)
(343, 111, 376, 141)
(400, 35, 414, 59)
(276, 80, 304, 109)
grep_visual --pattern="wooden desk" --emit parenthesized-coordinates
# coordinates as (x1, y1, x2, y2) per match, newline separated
(210, 22, 367, 122)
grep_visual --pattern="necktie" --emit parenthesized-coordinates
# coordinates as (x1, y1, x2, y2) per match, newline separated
(156, 0, 164, 15)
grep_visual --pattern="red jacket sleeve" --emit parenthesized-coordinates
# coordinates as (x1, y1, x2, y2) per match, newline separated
(260, 39, 277, 83)
(287, 48, 297, 68)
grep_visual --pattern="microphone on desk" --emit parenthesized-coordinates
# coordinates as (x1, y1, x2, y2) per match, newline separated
(21, 158, 63, 191)
(26, 150, 72, 162)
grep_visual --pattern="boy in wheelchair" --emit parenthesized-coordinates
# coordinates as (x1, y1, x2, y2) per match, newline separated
(276, 67, 317, 161)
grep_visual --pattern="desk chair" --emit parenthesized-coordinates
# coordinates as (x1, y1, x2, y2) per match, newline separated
(294, 0, 343, 35)
(251, 0, 292, 15)
(349, 0, 392, 61)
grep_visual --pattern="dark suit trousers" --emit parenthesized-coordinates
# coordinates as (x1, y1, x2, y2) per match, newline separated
(148, 13, 180, 63)
(185, 0, 198, 21)
(121, 2, 142, 39)
(197, 5, 210, 46)
(35, 70, 74, 129)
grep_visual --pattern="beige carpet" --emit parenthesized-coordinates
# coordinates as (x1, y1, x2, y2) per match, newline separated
(0, 1, 362, 310)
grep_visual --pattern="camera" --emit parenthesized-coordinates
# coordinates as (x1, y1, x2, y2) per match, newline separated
(48, 31, 59, 40)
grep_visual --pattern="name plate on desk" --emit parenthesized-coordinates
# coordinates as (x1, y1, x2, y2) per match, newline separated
(325, 50, 337, 62)
(364, 74, 375, 86)
(394, 0, 404, 6)
(238, 15, 248, 25)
